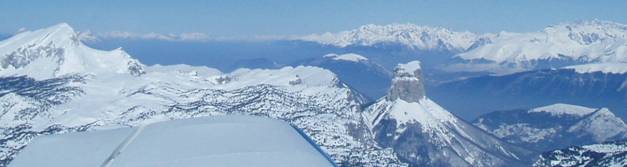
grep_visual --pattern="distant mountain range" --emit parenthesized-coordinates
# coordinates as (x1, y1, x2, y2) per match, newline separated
(301, 20, 627, 74)
(300, 24, 479, 51)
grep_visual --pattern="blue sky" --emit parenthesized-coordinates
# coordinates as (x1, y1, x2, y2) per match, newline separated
(1, 0, 626, 37)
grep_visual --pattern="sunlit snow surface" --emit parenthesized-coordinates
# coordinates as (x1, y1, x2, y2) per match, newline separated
(458, 20, 627, 64)
(323, 53, 368, 62)
(563, 63, 627, 74)
(10, 116, 335, 167)
(529, 103, 597, 116)
(0, 23, 144, 80)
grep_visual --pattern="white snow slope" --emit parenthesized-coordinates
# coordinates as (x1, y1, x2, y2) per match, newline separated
(529, 103, 598, 117)
(563, 63, 627, 74)
(323, 53, 368, 62)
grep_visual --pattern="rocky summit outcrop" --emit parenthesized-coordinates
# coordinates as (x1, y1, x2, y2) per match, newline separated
(386, 61, 425, 102)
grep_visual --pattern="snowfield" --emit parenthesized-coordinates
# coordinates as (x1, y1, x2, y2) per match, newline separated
(323, 53, 369, 62)
(529, 103, 597, 117)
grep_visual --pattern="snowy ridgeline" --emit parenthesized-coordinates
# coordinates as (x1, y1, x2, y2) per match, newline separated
(301, 20, 627, 74)
(300, 24, 478, 50)
(10, 116, 335, 167)
(563, 63, 627, 74)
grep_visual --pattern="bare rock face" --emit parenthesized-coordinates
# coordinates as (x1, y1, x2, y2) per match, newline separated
(386, 61, 425, 102)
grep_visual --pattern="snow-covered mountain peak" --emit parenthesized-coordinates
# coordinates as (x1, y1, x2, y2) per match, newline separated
(387, 61, 425, 102)
(529, 103, 597, 117)
(546, 20, 627, 41)
(456, 20, 627, 73)
(0, 23, 78, 51)
(36, 23, 77, 45)
(364, 62, 533, 166)
(0, 23, 145, 79)
(300, 23, 479, 50)
(542, 20, 627, 48)
(367, 61, 451, 129)
(590, 108, 618, 117)
(569, 108, 627, 142)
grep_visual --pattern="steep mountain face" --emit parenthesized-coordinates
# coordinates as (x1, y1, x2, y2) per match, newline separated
(429, 68, 627, 120)
(300, 24, 480, 51)
(363, 61, 534, 167)
(0, 24, 406, 166)
(297, 53, 392, 101)
(474, 103, 627, 152)
(533, 140, 627, 167)
(455, 20, 627, 73)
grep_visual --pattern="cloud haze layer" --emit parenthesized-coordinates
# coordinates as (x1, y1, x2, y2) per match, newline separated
(1, 1, 627, 37)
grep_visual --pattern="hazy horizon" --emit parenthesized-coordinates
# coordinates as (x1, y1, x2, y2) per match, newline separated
(2, 0, 627, 38)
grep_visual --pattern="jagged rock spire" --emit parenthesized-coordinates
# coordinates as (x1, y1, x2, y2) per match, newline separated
(386, 61, 425, 102)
